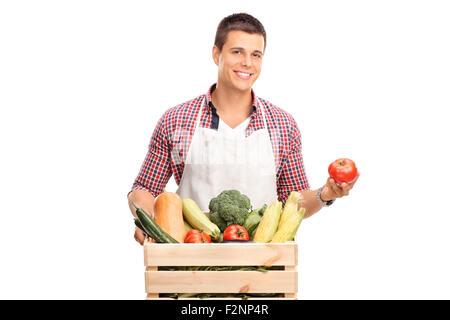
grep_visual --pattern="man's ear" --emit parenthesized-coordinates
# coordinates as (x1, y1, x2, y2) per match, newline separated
(212, 45, 220, 66)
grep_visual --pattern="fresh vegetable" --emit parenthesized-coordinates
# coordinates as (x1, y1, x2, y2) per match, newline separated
(209, 211, 227, 232)
(279, 191, 302, 227)
(270, 207, 305, 243)
(288, 207, 306, 240)
(160, 293, 283, 299)
(208, 190, 251, 231)
(134, 204, 179, 243)
(182, 198, 221, 241)
(243, 204, 267, 239)
(252, 201, 282, 243)
(202, 211, 211, 220)
(184, 220, 193, 232)
(328, 158, 358, 183)
(184, 229, 212, 243)
(223, 225, 250, 241)
(154, 192, 186, 242)
(159, 265, 275, 271)
(134, 218, 149, 237)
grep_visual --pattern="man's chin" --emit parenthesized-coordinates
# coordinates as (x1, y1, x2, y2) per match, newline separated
(231, 81, 254, 93)
(219, 76, 255, 93)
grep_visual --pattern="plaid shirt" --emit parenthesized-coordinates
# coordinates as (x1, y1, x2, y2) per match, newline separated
(131, 84, 310, 204)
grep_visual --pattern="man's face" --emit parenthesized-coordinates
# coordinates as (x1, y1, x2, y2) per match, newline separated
(213, 30, 264, 93)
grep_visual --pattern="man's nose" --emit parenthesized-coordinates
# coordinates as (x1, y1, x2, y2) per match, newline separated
(241, 53, 252, 67)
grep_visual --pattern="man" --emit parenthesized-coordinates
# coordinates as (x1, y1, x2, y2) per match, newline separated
(128, 13, 358, 245)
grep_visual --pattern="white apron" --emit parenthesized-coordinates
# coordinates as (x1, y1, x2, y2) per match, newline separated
(176, 96, 278, 212)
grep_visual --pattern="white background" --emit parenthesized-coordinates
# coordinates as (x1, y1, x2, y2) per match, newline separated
(1, 0, 449, 299)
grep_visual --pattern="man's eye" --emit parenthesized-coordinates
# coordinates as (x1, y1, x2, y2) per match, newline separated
(253, 53, 261, 58)
(233, 50, 241, 54)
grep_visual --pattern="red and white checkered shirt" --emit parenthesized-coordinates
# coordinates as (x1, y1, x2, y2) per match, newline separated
(130, 84, 310, 204)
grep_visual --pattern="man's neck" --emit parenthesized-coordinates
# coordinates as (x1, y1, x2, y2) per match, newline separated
(211, 83, 253, 117)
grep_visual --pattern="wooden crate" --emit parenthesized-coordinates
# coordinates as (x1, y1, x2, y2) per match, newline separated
(143, 239, 298, 300)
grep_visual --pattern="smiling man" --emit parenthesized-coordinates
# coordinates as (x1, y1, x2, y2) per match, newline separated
(128, 13, 358, 245)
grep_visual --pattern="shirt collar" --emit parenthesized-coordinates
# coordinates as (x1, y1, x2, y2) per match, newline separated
(206, 83, 257, 115)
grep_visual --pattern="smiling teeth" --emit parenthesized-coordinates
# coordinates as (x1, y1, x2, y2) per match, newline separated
(237, 72, 251, 76)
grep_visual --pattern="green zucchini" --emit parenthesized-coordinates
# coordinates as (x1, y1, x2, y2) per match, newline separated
(135, 207, 179, 243)
(135, 218, 151, 237)
(135, 215, 160, 240)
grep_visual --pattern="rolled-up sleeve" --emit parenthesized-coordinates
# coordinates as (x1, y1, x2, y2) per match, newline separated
(130, 112, 172, 198)
(277, 117, 310, 204)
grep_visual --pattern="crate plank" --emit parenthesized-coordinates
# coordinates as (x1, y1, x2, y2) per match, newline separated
(145, 270, 297, 294)
(144, 242, 297, 266)
(284, 266, 298, 299)
(146, 267, 158, 299)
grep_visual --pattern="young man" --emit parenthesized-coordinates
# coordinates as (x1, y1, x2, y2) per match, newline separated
(128, 13, 358, 245)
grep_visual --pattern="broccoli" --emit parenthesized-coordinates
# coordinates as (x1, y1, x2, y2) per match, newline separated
(209, 211, 227, 232)
(208, 190, 251, 230)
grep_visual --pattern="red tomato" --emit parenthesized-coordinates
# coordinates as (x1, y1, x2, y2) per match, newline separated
(328, 158, 358, 183)
(223, 225, 249, 241)
(184, 229, 211, 243)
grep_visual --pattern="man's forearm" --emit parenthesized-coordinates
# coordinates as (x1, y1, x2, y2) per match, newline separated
(128, 189, 156, 218)
(299, 189, 324, 218)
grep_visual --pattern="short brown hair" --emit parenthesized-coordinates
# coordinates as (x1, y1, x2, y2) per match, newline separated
(214, 13, 266, 52)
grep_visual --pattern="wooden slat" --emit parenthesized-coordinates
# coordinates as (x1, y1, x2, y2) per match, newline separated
(145, 267, 158, 299)
(145, 270, 297, 294)
(144, 242, 297, 266)
(284, 266, 298, 299)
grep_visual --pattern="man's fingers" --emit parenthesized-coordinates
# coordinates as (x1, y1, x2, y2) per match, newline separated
(134, 227, 146, 245)
(347, 172, 360, 185)
(340, 183, 350, 196)
(342, 173, 359, 194)
(328, 178, 343, 197)
(325, 171, 359, 200)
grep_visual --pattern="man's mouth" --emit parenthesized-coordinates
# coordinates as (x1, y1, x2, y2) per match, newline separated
(234, 71, 253, 80)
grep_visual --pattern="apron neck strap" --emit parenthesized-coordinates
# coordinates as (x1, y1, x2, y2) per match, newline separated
(256, 97, 269, 130)
(193, 97, 206, 130)
(196, 94, 269, 130)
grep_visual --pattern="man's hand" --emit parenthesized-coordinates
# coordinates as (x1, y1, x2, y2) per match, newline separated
(128, 189, 156, 246)
(321, 173, 360, 201)
(134, 227, 146, 245)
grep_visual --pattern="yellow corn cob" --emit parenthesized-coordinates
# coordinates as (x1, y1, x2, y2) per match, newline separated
(279, 191, 302, 227)
(270, 207, 306, 243)
(253, 200, 282, 243)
